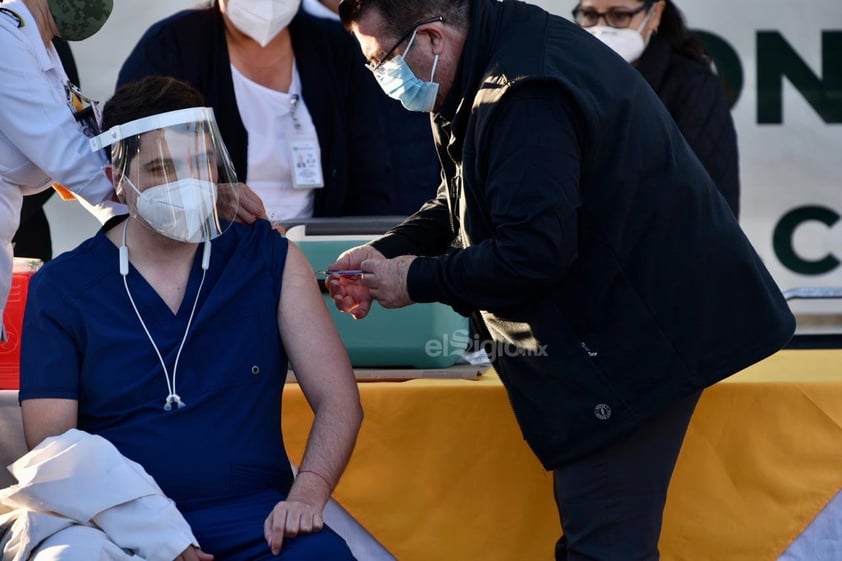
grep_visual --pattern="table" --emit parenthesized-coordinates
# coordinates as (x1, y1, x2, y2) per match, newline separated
(281, 349, 842, 561)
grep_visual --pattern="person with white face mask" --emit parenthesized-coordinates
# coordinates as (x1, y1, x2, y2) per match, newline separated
(118, 0, 397, 228)
(17, 76, 361, 560)
(573, 0, 740, 217)
(574, 0, 662, 63)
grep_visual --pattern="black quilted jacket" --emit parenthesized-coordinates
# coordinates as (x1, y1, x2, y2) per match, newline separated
(636, 37, 740, 217)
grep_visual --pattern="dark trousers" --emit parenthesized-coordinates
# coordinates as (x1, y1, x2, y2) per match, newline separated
(553, 391, 702, 561)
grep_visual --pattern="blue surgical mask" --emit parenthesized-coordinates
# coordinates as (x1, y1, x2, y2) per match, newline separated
(371, 29, 440, 113)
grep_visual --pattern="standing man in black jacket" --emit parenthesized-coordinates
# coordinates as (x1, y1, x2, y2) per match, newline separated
(330, 0, 795, 559)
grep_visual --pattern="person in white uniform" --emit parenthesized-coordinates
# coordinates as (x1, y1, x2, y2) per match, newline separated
(0, 0, 118, 341)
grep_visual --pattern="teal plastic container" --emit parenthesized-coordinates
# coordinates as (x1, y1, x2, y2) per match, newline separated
(295, 234, 470, 368)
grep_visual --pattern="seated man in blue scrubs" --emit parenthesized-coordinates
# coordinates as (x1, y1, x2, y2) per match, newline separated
(17, 76, 362, 560)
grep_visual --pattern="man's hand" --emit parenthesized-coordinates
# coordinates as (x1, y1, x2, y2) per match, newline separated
(361, 255, 416, 309)
(264, 500, 325, 555)
(174, 545, 213, 561)
(326, 245, 385, 319)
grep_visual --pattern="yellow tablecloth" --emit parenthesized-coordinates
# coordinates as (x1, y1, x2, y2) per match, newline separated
(281, 349, 842, 561)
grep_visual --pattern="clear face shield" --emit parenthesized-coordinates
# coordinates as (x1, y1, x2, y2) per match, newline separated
(90, 107, 240, 243)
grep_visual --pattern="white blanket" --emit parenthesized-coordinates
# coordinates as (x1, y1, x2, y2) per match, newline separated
(0, 429, 197, 561)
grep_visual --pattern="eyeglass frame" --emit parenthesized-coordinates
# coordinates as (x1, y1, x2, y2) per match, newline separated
(571, 2, 655, 29)
(368, 15, 444, 72)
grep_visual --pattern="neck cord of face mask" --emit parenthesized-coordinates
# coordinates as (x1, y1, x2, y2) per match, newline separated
(119, 220, 211, 411)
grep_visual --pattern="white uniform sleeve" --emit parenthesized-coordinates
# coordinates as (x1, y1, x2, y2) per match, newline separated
(92, 496, 197, 561)
(0, 430, 198, 561)
(0, 24, 113, 209)
(76, 196, 129, 226)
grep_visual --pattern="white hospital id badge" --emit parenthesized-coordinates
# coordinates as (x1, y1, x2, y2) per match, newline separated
(288, 133, 324, 189)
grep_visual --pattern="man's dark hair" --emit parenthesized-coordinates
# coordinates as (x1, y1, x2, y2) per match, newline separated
(338, 0, 469, 38)
(101, 76, 206, 166)
(102, 76, 205, 131)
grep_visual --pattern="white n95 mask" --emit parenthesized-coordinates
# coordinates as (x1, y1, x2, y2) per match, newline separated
(226, 0, 301, 47)
(372, 29, 440, 113)
(127, 177, 218, 243)
(586, 9, 655, 63)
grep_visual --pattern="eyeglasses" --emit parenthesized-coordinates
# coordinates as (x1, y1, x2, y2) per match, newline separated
(571, 3, 652, 28)
(367, 15, 444, 72)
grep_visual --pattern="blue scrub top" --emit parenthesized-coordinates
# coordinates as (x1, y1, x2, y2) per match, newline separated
(20, 218, 295, 509)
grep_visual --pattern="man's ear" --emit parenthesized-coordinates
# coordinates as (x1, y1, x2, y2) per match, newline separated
(105, 165, 126, 203)
(422, 23, 445, 56)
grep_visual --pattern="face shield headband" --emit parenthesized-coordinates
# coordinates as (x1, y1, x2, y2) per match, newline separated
(90, 107, 240, 242)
